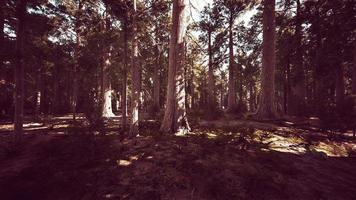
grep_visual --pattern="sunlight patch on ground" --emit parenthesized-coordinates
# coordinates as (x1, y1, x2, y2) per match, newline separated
(313, 142, 353, 157)
(205, 132, 218, 139)
(53, 124, 70, 129)
(260, 133, 306, 155)
(23, 123, 43, 127)
(117, 160, 131, 166)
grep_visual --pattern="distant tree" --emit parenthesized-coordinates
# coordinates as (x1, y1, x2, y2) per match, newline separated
(219, 0, 246, 111)
(198, 4, 223, 114)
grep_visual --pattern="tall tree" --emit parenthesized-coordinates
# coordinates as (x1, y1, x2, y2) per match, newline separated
(160, 0, 190, 134)
(290, 0, 305, 115)
(353, 39, 356, 95)
(0, 0, 4, 80)
(122, 14, 128, 130)
(101, 13, 115, 118)
(72, 0, 83, 121)
(153, 42, 161, 109)
(130, 0, 140, 134)
(198, 5, 222, 113)
(14, 0, 27, 142)
(227, 5, 236, 110)
(255, 0, 277, 119)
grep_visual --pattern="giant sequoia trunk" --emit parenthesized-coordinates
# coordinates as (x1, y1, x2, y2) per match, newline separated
(101, 17, 115, 118)
(160, 0, 190, 134)
(14, 0, 27, 142)
(130, 0, 140, 134)
(255, 0, 277, 120)
(227, 12, 236, 110)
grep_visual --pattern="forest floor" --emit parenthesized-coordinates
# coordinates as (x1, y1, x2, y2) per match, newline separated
(0, 114, 356, 200)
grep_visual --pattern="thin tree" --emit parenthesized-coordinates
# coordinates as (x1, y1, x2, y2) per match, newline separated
(153, 42, 161, 110)
(160, 0, 190, 134)
(101, 12, 115, 118)
(353, 39, 356, 95)
(0, 0, 4, 80)
(130, 0, 140, 134)
(254, 0, 277, 119)
(290, 0, 305, 115)
(14, 0, 27, 143)
(122, 14, 128, 130)
(72, 0, 82, 121)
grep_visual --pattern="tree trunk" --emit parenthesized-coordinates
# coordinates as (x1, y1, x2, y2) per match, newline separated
(283, 62, 291, 114)
(335, 65, 345, 106)
(153, 45, 161, 109)
(207, 31, 215, 112)
(227, 12, 236, 110)
(255, 0, 277, 120)
(249, 83, 255, 112)
(130, 0, 140, 134)
(35, 66, 42, 118)
(160, 0, 190, 134)
(52, 65, 59, 114)
(0, 0, 4, 82)
(102, 17, 115, 118)
(72, 1, 82, 121)
(353, 39, 356, 95)
(290, 0, 305, 115)
(14, 0, 27, 143)
(122, 16, 128, 130)
(190, 63, 195, 109)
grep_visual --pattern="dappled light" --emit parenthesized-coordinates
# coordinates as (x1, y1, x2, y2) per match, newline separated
(1, 0, 356, 199)
(1, 118, 356, 199)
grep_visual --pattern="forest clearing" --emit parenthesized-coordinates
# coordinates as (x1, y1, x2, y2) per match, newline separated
(1, 0, 356, 199)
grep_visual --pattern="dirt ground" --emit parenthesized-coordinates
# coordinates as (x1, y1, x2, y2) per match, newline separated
(0, 115, 356, 200)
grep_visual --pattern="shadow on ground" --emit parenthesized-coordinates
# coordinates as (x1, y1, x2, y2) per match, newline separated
(0, 121, 356, 200)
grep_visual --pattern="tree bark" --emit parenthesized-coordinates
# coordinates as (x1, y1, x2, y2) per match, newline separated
(14, 0, 27, 143)
(227, 12, 236, 110)
(130, 0, 140, 134)
(353, 39, 356, 95)
(255, 0, 277, 120)
(160, 0, 190, 134)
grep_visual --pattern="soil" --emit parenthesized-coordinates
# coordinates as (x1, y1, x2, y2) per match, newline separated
(0, 115, 356, 200)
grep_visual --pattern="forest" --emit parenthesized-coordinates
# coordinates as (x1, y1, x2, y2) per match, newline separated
(0, 0, 356, 199)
